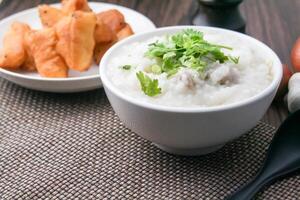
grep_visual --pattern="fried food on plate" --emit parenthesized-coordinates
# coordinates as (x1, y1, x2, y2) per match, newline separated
(26, 28, 68, 77)
(93, 22, 133, 64)
(22, 53, 36, 71)
(93, 10, 134, 64)
(94, 18, 116, 43)
(0, 22, 30, 69)
(96, 9, 126, 33)
(61, 0, 92, 14)
(94, 41, 115, 64)
(22, 34, 36, 71)
(0, 0, 135, 77)
(93, 23, 134, 64)
(56, 11, 96, 71)
(38, 5, 66, 28)
(117, 23, 134, 41)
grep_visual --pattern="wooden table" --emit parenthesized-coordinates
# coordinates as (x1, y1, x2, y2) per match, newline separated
(0, 0, 295, 127)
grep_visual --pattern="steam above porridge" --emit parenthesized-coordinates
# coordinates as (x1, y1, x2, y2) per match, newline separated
(106, 29, 274, 107)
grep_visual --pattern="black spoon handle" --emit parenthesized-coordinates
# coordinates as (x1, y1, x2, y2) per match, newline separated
(227, 110, 300, 200)
(225, 180, 261, 200)
(226, 163, 300, 200)
(226, 172, 280, 200)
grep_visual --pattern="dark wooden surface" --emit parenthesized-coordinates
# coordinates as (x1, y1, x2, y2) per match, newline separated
(0, 0, 296, 127)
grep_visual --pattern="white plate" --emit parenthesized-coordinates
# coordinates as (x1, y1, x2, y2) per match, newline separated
(0, 2, 156, 92)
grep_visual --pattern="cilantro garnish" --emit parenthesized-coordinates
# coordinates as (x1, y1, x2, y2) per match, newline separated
(150, 64, 162, 74)
(136, 71, 161, 97)
(145, 29, 239, 76)
(122, 65, 132, 70)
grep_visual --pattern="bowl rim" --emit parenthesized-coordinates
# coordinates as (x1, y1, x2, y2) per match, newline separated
(100, 25, 283, 113)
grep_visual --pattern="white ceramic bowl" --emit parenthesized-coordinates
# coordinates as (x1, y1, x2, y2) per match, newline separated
(100, 26, 282, 156)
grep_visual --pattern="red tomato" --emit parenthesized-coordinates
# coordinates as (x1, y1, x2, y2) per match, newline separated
(275, 64, 293, 100)
(291, 37, 300, 72)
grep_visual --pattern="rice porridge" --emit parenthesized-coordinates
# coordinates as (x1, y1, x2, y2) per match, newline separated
(106, 29, 274, 107)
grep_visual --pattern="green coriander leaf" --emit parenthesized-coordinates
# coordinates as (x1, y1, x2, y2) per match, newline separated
(122, 65, 132, 70)
(163, 51, 176, 60)
(136, 71, 161, 97)
(211, 44, 233, 50)
(145, 43, 171, 58)
(151, 64, 162, 74)
(229, 56, 240, 64)
(166, 68, 179, 78)
(162, 57, 180, 74)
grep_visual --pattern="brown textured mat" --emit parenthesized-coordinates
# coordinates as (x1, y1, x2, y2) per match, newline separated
(0, 79, 300, 200)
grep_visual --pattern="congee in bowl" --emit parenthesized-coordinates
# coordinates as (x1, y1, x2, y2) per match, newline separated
(106, 28, 274, 107)
(100, 26, 282, 156)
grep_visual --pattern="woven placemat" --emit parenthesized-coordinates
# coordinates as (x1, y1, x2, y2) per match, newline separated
(0, 79, 300, 200)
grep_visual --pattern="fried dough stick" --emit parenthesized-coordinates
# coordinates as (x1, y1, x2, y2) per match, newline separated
(0, 22, 31, 69)
(38, 5, 66, 28)
(94, 41, 115, 65)
(22, 39, 36, 72)
(117, 23, 134, 41)
(22, 27, 37, 71)
(94, 18, 116, 44)
(94, 10, 134, 64)
(61, 0, 92, 14)
(93, 24, 134, 65)
(39, 0, 92, 28)
(93, 24, 134, 64)
(96, 9, 126, 33)
(56, 11, 96, 71)
(93, 26, 134, 64)
(26, 28, 68, 78)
